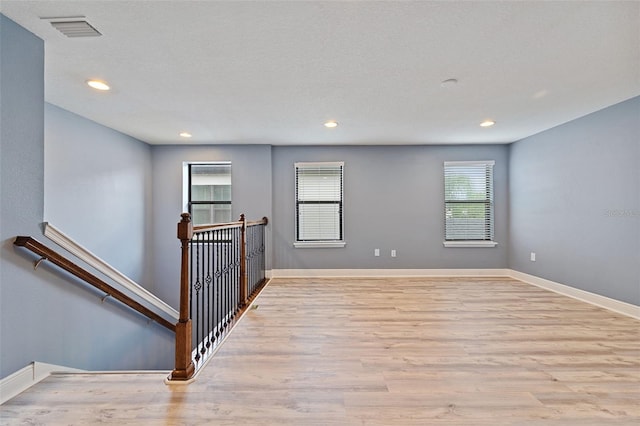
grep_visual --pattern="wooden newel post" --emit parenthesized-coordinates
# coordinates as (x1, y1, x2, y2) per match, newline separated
(170, 213, 195, 381)
(239, 214, 248, 308)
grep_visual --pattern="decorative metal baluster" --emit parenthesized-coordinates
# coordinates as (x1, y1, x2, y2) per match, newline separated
(193, 233, 202, 363)
(250, 225, 256, 295)
(192, 233, 198, 361)
(235, 227, 238, 311)
(247, 225, 253, 296)
(260, 226, 264, 288)
(220, 229, 225, 330)
(213, 228, 218, 341)
(226, 229, 233, 326)
(211, 228, 217, 344)
(232, 227, 237, 316)
(189, 231, 194, 328)
(238, 227, 242, 307)
(206, 231, 212, 350)
(199, 233, 205, 359)
(224, 229, 232, 330)
(253, 225, 258, 293)
(259, 224, 265, 289)
(217, 228, 223, 338)
(254, 226, 257, 294)
(241, 228, 246, 302)
(238, 227, 241, 306)
(229, 228, 232, 318)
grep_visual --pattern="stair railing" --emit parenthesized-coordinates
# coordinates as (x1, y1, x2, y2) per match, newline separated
(170, 213, 268, 381)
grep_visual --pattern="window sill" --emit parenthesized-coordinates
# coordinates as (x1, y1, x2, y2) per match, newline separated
(294, 241, 346, 249)
(443, 241, 498, 248)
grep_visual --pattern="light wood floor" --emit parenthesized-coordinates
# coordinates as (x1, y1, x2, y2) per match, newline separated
(1, 277, 639, 425)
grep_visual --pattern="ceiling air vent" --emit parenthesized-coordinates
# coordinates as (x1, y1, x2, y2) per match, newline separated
(49, 19, 102, 38)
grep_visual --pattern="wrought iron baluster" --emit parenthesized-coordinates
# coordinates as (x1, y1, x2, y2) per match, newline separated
(246, 226, 251, 296)
(217, 228, 223, 337)
(204, 231, 211, 352)
(227, 229, 232, 323)
(193, 233, 202, 363)
(252, 225, 257, 292)
(233, 227, 238, 315)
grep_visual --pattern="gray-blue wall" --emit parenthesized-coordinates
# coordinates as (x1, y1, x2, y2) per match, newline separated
(45, 103, 154, 286)
(509, 96, 640, 305)
(271, 145, 509, 270)
(0, 15, 173, 378)
(151, 145, 273, 308)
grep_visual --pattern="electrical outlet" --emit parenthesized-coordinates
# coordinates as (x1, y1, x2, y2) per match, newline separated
(374, 248, 380, 257)
(530, 252, 536, 262)
(391, 249, 397, 258)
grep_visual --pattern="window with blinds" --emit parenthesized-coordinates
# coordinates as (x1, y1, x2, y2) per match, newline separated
(444, 160, 496, 246)
(295, 162, 344, 247)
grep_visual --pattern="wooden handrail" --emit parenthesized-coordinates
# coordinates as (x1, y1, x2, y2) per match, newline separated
(247, 217, 269, 227)
(13, 236, 176, 332)
(191, 216, 267, 233)
(192, 221, 243, 233)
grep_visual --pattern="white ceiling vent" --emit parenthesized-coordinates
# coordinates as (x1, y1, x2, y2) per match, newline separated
(47, 18, 102, 38)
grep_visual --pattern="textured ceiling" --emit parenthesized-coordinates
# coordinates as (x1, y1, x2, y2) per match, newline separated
(1, 1, 639, 145)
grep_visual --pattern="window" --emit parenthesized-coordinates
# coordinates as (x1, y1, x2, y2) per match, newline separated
(295, 162, 345, 247)
(188, 163, 232, 225)
(443, 160, 497, 247)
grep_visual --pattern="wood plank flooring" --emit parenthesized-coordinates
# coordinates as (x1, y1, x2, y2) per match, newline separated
(1, 277, 639, 425)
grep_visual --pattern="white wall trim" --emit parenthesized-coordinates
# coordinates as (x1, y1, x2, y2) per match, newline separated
(293, 241, 346, 249)
(443, 241, 498, 248)
(44, 223, 179, 321)
(271, 268, 511, 277)
(509, 270, 640, 320)
(0, 362, 85, 405)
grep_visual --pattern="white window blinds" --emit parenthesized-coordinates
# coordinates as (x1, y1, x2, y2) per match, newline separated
(295, 162, 344, 243)
(444, 161, 495, 242)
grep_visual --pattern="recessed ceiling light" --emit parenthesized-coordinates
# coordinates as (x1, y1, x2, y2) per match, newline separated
(480, 120, 496, 127)
(179, 132, 192, 138)
(324, 120, 338, 128)
(86, 80, 110, 91)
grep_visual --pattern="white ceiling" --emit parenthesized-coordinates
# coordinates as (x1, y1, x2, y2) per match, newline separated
(1, 1, 638, 146)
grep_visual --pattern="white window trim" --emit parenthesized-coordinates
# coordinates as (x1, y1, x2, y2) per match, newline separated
(443, 241, 498, 248)
(294, 161, 345, 248)
(294, 241, 346, 249)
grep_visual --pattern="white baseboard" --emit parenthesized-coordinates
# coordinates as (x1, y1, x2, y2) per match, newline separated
(271, 268, 511, 278)
(0, 362, 85, 404)
(270, 268, 639, 320)
(509, 270, 640, 320)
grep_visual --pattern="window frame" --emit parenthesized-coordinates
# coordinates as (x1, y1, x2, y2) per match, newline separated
(443, 160, 497, 248)
(294, 161, 345, 248)
(187, 162, 232, 226)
